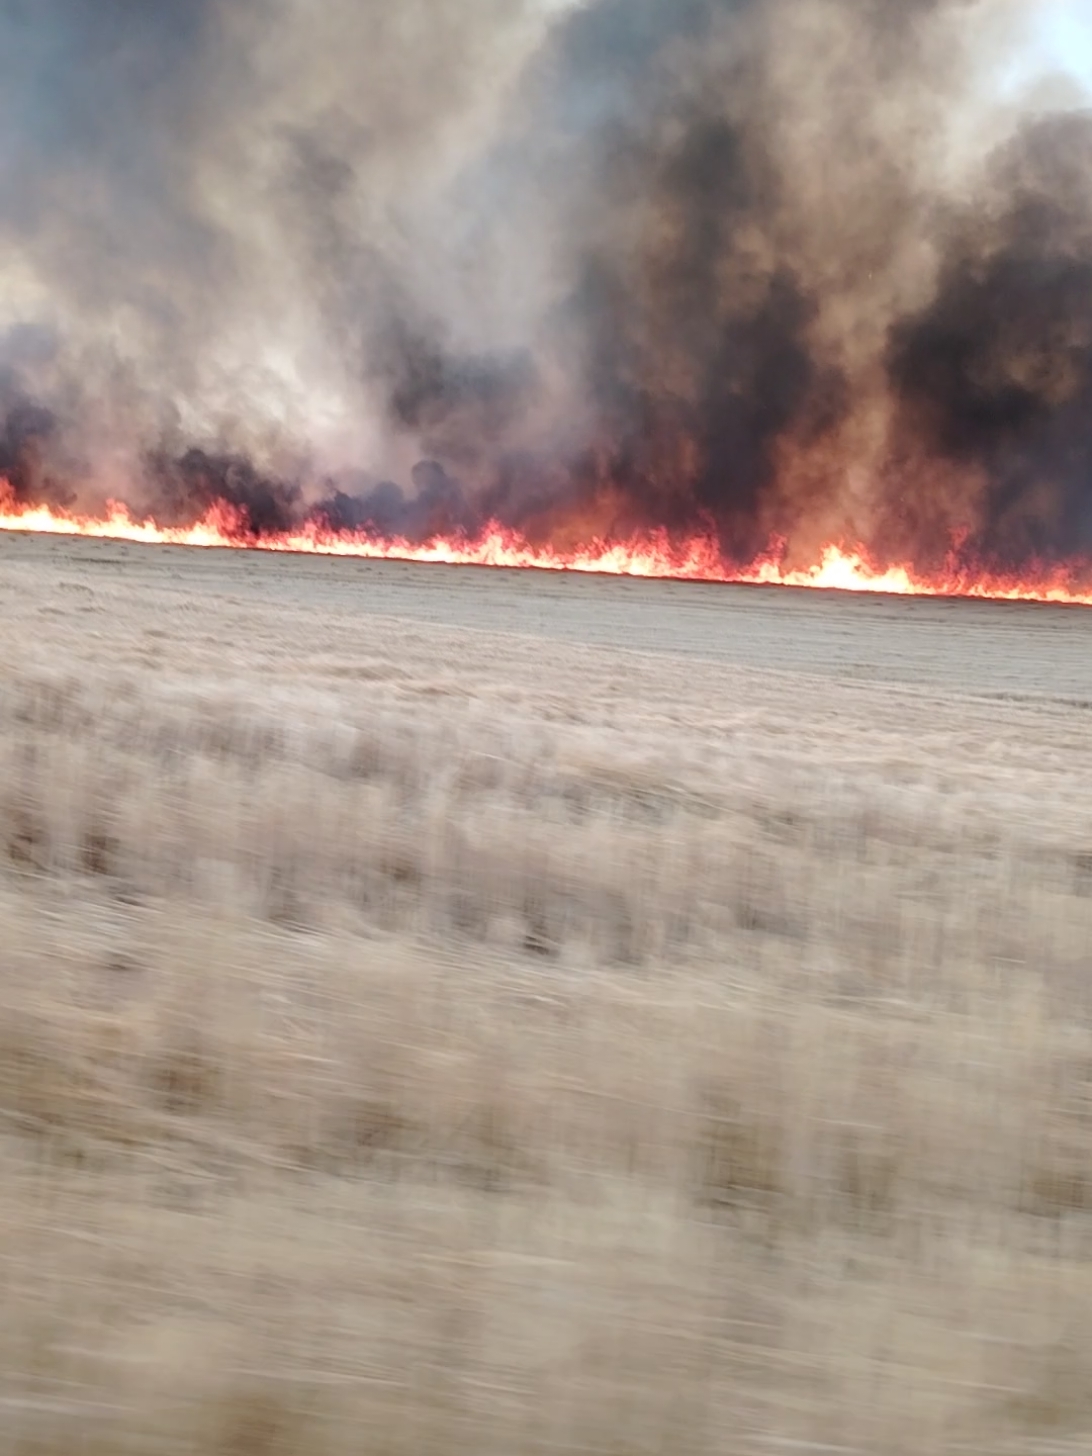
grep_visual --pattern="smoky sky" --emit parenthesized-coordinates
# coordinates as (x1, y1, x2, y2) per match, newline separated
(1, 0, 1091, 571)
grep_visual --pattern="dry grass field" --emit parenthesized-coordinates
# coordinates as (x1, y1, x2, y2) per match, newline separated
(3, 534, 1092, 1453)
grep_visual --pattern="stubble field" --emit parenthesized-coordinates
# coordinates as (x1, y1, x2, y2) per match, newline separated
(3, 532, 1092, 1453)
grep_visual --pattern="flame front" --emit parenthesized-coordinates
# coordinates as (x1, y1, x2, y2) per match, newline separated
(3, 482, 1092, 605)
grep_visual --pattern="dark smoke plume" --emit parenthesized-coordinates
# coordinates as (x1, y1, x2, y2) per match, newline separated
(886, 112, 1092, 566)
(1, 0, 1090, 571)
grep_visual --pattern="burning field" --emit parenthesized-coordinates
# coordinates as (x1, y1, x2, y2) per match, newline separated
(3, 530, 1092, 1451)
(6, 0, 1092, 1450)
(3, 1, 1092, 601)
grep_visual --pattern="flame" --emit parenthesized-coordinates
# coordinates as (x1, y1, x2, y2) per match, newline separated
(2, 481, 1092, 604)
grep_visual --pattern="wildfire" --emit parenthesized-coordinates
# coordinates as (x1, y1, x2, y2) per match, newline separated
(2, 482, 1092, 605)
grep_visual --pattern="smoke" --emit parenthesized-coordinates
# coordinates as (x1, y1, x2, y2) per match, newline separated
(1, 0, 1091, 569)
(886, 112, 1092, 565)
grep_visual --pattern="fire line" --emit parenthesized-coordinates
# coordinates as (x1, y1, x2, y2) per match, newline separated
(3, 488, 1092, 606)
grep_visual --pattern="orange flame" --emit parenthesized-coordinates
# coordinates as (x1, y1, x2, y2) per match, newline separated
(3, 481, 1092, 604)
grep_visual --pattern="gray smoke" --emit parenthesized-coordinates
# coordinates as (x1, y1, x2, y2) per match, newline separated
(1, 0, 1090, 569)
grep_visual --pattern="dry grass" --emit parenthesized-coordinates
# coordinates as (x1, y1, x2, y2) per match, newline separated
(3, 541, 1092, 1452)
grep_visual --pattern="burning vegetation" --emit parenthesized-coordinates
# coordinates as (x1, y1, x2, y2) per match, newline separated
(2, 0, 1092, 599)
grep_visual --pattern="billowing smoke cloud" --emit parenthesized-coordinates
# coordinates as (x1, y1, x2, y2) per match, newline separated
(1, 0, 1090, 571)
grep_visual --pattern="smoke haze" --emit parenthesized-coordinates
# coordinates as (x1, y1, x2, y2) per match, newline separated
(1, 0, 1090, 570)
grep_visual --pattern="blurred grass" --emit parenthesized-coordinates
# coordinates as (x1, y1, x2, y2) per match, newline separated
(2, 561, 1092, 1452)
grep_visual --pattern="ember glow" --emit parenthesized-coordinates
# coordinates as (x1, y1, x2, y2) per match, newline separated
(4, 484, 1092, 605)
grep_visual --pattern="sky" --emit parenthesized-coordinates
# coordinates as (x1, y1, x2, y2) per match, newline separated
(1005, 0, 1092, 95)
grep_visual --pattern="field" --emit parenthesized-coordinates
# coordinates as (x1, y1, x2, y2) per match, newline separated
(3, 532, 1092, 1454)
